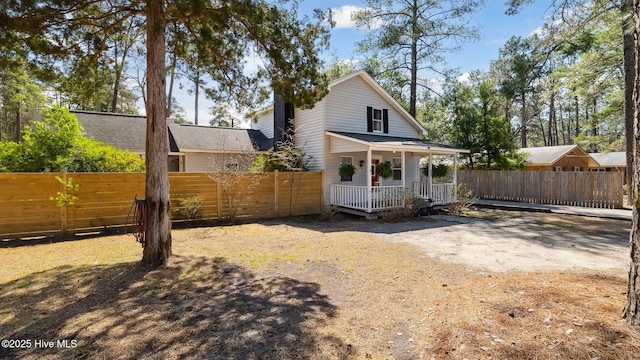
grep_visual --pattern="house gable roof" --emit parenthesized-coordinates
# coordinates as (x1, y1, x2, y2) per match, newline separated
(329, 70, 428, 136)
(72, 110, 148, 153)
(168, 124, 272, 152)
(590, 152, 626, 167)
(519, 145, 593, 166)
(73, 110, 272, 154)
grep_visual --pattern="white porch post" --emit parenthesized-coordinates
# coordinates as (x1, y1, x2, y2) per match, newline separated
(401, 151, 406, 189)
(453, 153, 458, 202)
(428, 154, 433, 200)
(366, 148, 372, 213)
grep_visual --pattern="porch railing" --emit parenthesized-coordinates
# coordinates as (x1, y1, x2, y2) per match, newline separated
(331, 183, 456, 213)
(331, 185, 406, 212)
(412, 182, 456, 205)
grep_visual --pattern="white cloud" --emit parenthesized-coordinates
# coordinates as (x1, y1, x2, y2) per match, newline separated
(328, 5, 363, 29)
(530, 26, 545, 37)
(457, 73, 471, 84)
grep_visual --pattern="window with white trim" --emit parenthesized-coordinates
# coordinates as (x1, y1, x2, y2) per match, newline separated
(555, 166, 563, 171)
(573, 166, 582, 172)
(392, 157, 402, 180)
(372, 109, 383, 132)
(340, 156, 353, 182)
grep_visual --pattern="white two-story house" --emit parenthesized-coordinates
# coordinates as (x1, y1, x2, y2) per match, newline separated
(252, 70, 468, 214)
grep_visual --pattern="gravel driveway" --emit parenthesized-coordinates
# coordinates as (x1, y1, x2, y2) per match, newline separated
(360, 212, 630, 272)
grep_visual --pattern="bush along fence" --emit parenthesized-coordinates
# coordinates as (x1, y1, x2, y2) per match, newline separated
(458, 170, 624, 209)
(0, 171, 324, 238)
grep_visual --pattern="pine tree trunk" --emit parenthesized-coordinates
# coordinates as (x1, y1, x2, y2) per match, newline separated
(521, 94, 527, 148)
(409, 0, 418, 118)
(624, 0, 635, 190)
(194, 71, 199, 125)
(167, 25, 178, 117)
(143, 0, 172, 266)
(15, 108, 21, 142)
(575, 95, 580, 140)
(624, 0, 640, 328)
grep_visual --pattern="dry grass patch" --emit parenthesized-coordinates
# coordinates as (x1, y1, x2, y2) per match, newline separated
(0, 211, 638, 359)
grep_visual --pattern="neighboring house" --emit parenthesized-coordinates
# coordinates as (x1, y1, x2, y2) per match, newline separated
(589, 152, 627, 184)
(252, 70, 469, 214)
(518, 145, 598, 172)
(589, 152, 626, 173)
(72, 110, 271, 172)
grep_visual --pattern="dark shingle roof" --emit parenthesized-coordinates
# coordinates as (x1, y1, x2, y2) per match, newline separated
(73, 110, 272, 153)
(168, 124, 273, 152)
(73, 110, 148, 152)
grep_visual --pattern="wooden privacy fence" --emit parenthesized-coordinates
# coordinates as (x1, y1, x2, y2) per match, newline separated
(0, 171, 324, 238)
(458, 170, 624, 209)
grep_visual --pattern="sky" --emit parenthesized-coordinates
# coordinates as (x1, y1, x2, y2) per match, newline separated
(172, 0, 553, 126)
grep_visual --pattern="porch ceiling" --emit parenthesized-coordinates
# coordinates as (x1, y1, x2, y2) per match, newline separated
(327, 131, 469, 155)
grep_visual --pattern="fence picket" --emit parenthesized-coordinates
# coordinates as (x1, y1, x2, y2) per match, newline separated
(458, 170, 623, 209)
(0, 171, 324, 238)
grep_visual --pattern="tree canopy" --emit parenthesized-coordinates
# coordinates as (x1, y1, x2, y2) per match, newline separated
(354, 0, 484, 117)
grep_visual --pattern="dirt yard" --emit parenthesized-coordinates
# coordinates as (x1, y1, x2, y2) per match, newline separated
(0, 209, 638, 359)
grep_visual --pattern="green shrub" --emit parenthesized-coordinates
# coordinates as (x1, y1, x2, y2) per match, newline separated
(0, 106, 145, 172)
(178, 196, 204, 221)
(446, 183, 477, 216)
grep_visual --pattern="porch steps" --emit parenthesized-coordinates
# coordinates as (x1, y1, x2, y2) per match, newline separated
(334, 206, 380, 220)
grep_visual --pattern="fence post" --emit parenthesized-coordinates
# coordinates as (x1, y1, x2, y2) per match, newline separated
(274, 170, 279, 215)
(320, 170, 325, 210)
(216, 173, 222, 220)
(59, 169, 68, 235)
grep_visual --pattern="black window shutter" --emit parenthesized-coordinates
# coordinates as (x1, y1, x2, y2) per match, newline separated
(383, 109, 389, 133)
(367, 106, 373, 132)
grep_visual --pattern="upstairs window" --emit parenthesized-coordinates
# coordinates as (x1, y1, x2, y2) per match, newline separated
(367, 107, 389, 134)
(372, 109, 383, 132)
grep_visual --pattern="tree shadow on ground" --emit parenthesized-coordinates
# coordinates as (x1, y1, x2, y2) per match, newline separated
(427, 273, 639, 359)
(0, 255, 351, 359)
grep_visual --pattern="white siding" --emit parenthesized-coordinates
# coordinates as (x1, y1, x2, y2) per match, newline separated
(295, 101, 326, 171)
(184, 153, 217, 172)
(326, 76, 422, 138)
(329, 136, 369, 153)
(184, 153, 255, 172)
(251, 109, 274, 139)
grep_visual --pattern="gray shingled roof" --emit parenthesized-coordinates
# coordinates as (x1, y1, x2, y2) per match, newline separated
(73, 110, 148, 152)
(518, 145, 581, 165)
(327, 131, 468, 153)
(168, 124, 272, 152)
(590, 152, 626, 167)
(73, 110, 272, 153)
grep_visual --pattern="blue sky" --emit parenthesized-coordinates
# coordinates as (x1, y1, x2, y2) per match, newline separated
(174, 1, 552, 125)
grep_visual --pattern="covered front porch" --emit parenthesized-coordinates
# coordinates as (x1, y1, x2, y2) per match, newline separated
(326, 131, 468, 214)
